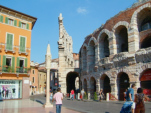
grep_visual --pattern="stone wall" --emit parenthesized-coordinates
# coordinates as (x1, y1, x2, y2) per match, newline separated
(79, 1, 151, 100)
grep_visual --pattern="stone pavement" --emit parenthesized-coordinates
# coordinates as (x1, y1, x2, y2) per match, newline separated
(0, 99, 81, 113)
(30, 94, 151, 113)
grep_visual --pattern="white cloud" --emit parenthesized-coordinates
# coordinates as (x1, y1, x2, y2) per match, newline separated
(77, 7, 88, 14)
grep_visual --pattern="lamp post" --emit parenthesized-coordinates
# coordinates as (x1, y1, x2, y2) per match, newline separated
(43, 44, 53, 108)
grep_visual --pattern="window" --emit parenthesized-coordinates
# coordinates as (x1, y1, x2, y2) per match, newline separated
(8, 18, 13, 25)
(33, 70, 35, 74)
(19, 36, 26, 53)
(6, 33, 13, 51)
(6, 58, 11, 66)
(21, 22, 26, 29)
(19, 21, 29, 30)
(16, 57, 27, 73)
(2, 55, 15, 72)
(32, 77, 35, 83)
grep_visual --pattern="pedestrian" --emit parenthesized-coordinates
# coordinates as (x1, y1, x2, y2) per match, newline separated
(71, 89, 74, 100)
(120, 84, 136, 113)
(50, 89, 53, 100)
(81, 89, 85, 101)
(126, 84, 136, 113)
(52, 88, 63, 113)
(99, 89, 105, 101)
(135, 88, 150, 113)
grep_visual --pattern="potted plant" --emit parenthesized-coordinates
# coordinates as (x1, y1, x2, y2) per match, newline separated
(94, 92, 98, 101)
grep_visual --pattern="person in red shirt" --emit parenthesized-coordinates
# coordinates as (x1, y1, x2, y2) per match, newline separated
(71, 89, 74, 100)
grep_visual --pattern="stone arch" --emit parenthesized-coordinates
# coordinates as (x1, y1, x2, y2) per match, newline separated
(117, 72, 130, 100)
(97, 29, 111, 42)
(100, 74, 111, 96)
(139, 68, 151, 91)
(66, 72, 79, 94)
(83, 78, 87, 93)
(114, 25, 129, 53)
(88, 37, 97, 46)
(98, 30, 110, 59)
(90, 76, 96, 99)
(112, 21, 129, 32)
(87, 39, 96, 70)
(131, 2, 151, 31)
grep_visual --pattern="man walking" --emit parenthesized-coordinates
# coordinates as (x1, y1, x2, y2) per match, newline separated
(126, 84, 136, 113)
(52, 88, 63, 113)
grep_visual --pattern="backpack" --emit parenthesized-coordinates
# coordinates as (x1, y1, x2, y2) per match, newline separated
(136, 94, 144, 108)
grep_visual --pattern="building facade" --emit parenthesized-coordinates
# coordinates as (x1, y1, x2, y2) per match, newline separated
(29, 61, 39, 95)
(0, 5, 37, 99)
(38, 62, 46, 94)
(58, 13, 80, 94)
(79, 0, 151, 100)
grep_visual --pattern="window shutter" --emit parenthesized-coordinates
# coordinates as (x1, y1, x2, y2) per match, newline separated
(5, 17, 8, 24)
(25, 58, 27, 67)
(0, 15, 3, 23)
(14, 20, 17, 26)
(26, 23, 29, 30)
(17, 57, 20, 67)
(16, 57, 20, 72)
(2, 55, 6, 72)
(25, 58, 27, 73)
(22, 37, 25, 52)
(6, 34, 10, 50)
(19, 21, 21, 27)
(12, 57, 15, 72)
(20, 37, 22, 52)
(9, 34, 13, 50)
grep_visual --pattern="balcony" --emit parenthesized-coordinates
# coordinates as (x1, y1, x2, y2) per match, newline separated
(4, 43, 15, 53)
(0, 66, 28, 74)
(0, 43, 30, 55)
(19, 47, 30, 55)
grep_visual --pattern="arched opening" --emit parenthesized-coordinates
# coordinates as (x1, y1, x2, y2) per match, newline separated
(90, 77, 96, 99)
(115, 26, 128, 53)
(66, 72, 79, 94)
(118, 72, 130, 100)
(84, 79, 87, 93)
(88, 40, 95, 70)
(99, 33, 110, 59)
(100, 74, 111, 97)
(140, 69, 151, 96)
(82, 46, 87, 70)
(141, 36, 151, 48)
(137, 8, 151, 32)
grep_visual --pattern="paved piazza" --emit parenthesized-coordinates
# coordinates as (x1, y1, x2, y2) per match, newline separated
(30, 94, 151, 113)
(0, 94, 150, 113)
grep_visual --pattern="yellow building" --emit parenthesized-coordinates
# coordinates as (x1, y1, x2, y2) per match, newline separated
(0, 5, 37, 99)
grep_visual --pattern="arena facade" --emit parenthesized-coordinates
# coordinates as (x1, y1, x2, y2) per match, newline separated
(79, 0, 151, 100)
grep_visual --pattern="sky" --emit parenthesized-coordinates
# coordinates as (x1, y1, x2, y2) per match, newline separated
(0, 0, 137, 63)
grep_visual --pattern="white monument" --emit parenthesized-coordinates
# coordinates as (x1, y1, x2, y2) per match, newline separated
(43, 44, 53, 108)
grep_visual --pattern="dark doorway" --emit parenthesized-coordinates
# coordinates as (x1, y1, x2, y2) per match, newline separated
(84, 79, 87, 93)
(90, 77, 96, 99)
(66, 72, 79, 94)
(118, 73, 130, 100)
(103, 76, 111, 96)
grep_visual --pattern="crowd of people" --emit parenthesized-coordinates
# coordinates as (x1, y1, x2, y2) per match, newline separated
(51, 84, 150, 113)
